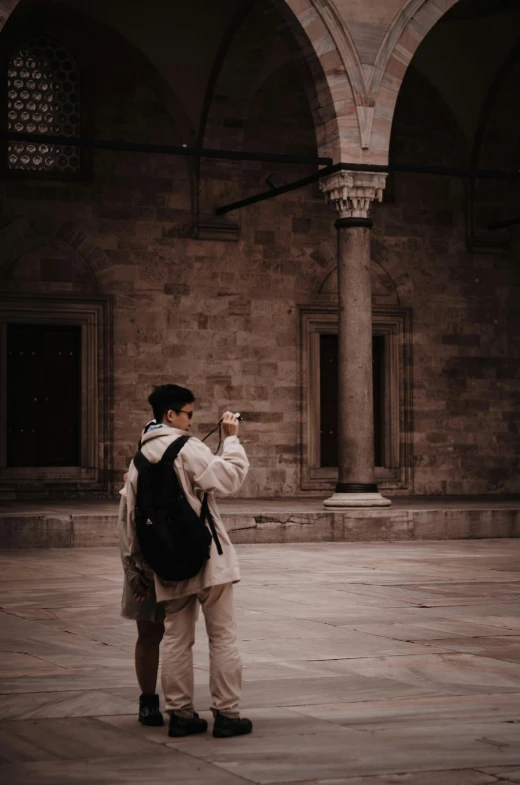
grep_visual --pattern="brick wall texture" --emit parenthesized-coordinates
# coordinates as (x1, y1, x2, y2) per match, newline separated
(1, 7, 518, 498)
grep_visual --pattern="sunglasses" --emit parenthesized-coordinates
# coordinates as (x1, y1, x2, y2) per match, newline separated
(176, 409, 193, 420)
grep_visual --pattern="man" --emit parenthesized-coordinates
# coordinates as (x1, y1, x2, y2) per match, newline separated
(121, 383, 252, 739)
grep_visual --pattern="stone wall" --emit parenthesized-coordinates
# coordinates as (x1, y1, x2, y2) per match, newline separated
(379, 67, 520, 495)
(0, 6, 518, 499)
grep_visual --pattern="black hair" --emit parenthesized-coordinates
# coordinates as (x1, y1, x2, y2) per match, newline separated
(147, 384, 195, 423)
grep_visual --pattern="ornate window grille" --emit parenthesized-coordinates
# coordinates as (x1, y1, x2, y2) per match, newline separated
(7, 36, 80, 173)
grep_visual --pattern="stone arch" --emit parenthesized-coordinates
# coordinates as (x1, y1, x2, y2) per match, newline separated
(1, 0, 342, 159)
(471, 41, 520, 171)
(369, 0, 463, 162)
(389, 64, 469, 206)
(0, 2, 19, 32)
(197, 0, 345, 226)
(0, 2, 197, 210)
(198, 2, 283, 216)
(279, 0, 471, 162)
(277, 0, 361, 161)
(0, 216, 110, 292)
(2, 240, 99, 293)
(468, 43, 520, 247)
(200, 0, 356, 165)
(317, 260, 401, 305)
(0, 0, 474, 167)
(238, 61, 321, 236)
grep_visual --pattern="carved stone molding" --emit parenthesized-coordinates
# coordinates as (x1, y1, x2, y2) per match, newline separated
(197, 214, 240, 242)
(299, 304, 413, 493)
(0, 293, 113, 498)
(320, 170, 387, 219)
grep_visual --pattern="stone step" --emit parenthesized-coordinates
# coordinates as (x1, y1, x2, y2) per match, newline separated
(1, 499, 519, 548)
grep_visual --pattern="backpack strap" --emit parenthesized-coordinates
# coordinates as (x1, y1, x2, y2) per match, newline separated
(133, 435, 186, 472)
(201, 494, 223, 556)
(133, 450, 151, 519)
(161, 436, 224, 556)
(133, 450, 152, 472)
(161, 435, 191, 464)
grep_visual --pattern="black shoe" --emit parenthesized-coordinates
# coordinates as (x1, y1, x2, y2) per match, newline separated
(138, 693, 164, 727)
(168, 712, 208, 738)
(212, 711, 253, 738)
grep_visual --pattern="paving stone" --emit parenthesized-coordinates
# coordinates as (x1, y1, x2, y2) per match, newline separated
(165, 717, 520, 782)
(0, 542, 519, 784)
(0, 717, 169, 764)
(0, 751, 244, 785)
(480, 767, 520, 783)
(0, 690, 136, 721)
(273, 774, 498, 785)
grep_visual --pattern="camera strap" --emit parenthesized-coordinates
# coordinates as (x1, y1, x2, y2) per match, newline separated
(201, 420, 224, 454)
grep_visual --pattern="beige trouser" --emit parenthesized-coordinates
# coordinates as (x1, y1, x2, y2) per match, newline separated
(161, 582, 242, 718)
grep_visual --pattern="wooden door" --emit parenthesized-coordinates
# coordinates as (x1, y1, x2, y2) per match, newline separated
(6, 324, 81, 467)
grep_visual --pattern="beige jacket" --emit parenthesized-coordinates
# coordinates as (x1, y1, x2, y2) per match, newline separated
(118, 426, 249, 601)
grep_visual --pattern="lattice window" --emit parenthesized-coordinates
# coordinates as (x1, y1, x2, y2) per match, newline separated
(7, 37, 80, 173)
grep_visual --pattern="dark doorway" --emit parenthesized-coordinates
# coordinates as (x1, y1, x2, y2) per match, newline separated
(319, 334, 385, 468)
(6, 324, 81, 467)
(319, 334, 338, 469)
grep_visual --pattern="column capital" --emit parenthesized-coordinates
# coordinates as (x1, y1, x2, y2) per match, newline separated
(320, 170, 387, 219)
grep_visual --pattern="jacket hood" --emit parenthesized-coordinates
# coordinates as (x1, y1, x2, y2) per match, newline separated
(138, 425, 191, 463)
(140, 425, 188, 445)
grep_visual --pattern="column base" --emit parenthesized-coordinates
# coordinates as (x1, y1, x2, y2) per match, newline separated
(323, 484, 392, 508)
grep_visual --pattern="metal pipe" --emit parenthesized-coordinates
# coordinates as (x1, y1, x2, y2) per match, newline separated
(3, 131, 518, 216)
(0, 131, 333, 166)
(345, 162, 520, 180)
(216, 164, 338, 214)
(216, 161, 520, 214)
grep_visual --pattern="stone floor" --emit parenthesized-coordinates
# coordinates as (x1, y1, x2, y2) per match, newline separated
(0, 540, 519, 785)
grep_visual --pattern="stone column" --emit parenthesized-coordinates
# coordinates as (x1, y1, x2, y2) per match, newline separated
(320, 170, 391, 507)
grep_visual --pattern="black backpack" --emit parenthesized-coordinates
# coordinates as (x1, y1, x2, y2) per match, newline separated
(133, 436, 222, 582)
